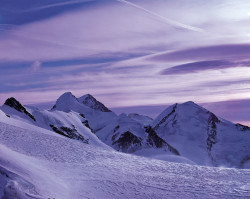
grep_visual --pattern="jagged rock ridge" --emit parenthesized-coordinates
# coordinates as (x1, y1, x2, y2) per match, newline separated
(4, 97, 36, 121)
(145, 126, 179, 155)
(78, 94, 111, 112)
(206, 112, 220, 154)
(49, 124, 89, 144)
(113, 131, 142, 153)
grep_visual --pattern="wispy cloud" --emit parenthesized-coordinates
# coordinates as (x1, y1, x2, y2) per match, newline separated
(161, 60, 250, 75)
(21, 0, 94, 12)
(1, 58, 250, 108)
(116, 0, 204, 32)
(1, 0, 241, 62)
(150, 44, 250, 62)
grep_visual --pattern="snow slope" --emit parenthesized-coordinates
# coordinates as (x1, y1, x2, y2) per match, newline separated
(152, 101, 250, 168)
(128, 113, 153, 126)
(0, 114, 249, 199)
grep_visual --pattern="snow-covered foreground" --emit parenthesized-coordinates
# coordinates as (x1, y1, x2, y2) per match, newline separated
(0, 118, 249, 199)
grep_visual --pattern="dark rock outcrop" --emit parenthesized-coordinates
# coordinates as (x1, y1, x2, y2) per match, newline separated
(50, 124, 89, 144)
(207, 112, 220, 153)
(112, 131, 142, 152)
(4, 97, 36, 121)
(145, 126, 180, 155)
(82, 120, 93, 133)
(153, 104, 177, 131)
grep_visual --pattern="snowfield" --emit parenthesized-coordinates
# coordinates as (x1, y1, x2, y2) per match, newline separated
(0, 115, 249, 199)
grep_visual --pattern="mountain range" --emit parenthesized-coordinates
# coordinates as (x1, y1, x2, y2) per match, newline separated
(0, 92, 249, 198)
(1, 92, 249, 169)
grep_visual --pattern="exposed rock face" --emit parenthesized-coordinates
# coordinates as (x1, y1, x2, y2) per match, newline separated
(112, 131, 142, 153)
(4, 98, 36, 121)
(82, 120, 93, 133)
(49, 124, 89, 144)
(206, 112, 220, 153)
(145, 126, 179, 155)
(78, 94, 111, 112)
(153, 104, 177, 131)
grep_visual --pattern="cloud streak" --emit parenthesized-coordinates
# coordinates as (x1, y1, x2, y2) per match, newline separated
(21, 0, 94, 12)
(150, 44, 250, 62)
(117, 0, 204, 32)
(161, 60, 250, 75)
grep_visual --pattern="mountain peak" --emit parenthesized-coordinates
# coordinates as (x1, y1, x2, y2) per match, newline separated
(152, 101, 209, 131)
(4, 97, 20, 108)
(84, 94, 94, 98)
(182, 101, 196, 105)
(78, 94, 111, 112)
(52, 92, 79, 111)
(61, 91, 77, 98)
(57, 92, 79, 104)
(4, 97, 36, 121)
(177, 101, 202, 109)
(177, 101, 203, 110)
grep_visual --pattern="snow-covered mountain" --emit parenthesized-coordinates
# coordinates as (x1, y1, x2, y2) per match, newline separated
(1, 95, 109, 148)
(51, 92, 117, 131)
(1, 92, 249, 168)
(152, 101, 250, 168)
(0, 111, 249, 199)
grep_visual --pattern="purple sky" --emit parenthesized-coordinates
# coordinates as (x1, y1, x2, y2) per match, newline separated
(0, 0, 250, 125)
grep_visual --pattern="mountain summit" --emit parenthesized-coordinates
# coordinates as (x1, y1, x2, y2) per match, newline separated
(152, 101, 249, 168)
(3, 97, 36, 121)
(51, 92, 116, 133)
(78, 94, 111, 112)
(52, 92, 80, 112)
